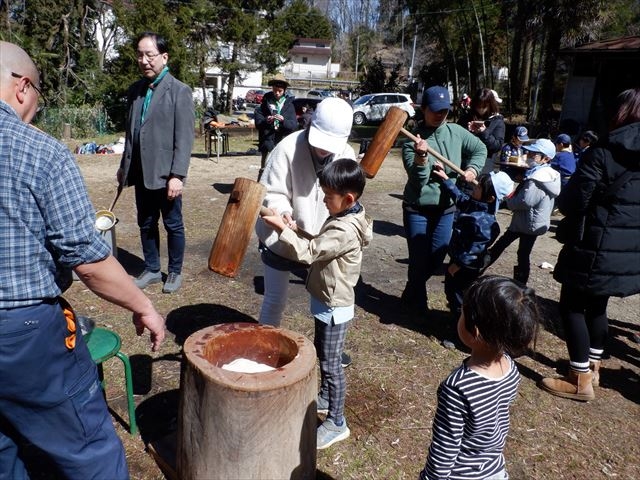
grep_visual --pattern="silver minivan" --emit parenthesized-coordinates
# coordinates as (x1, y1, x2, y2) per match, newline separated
(352, 93, 415, 125)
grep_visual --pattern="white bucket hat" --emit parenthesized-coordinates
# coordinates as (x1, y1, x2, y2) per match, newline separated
(308, 98, 353, 154)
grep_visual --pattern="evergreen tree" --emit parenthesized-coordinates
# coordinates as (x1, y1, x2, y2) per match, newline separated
(359, 56, 386, 94)
(385, 63, 401, 92)
(0, 0, 106, 107)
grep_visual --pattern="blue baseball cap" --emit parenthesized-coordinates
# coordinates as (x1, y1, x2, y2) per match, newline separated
(555, 133, 571, 145)
(514, 126, 529, 141)
(422, 86, 451, 111)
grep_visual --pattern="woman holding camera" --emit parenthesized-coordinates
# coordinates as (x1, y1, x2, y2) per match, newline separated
(458, 88, 505, 174)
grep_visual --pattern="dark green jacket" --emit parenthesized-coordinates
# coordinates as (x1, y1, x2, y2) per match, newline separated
(402, 122, 487, 208)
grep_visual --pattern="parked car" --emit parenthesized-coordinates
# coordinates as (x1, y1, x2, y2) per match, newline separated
(292, 98, 322, 129)
(306, 89, 333, 99)
(352, 93, 415, 125)
(254, 90, 266, 104)
(245, 89, 266, 104)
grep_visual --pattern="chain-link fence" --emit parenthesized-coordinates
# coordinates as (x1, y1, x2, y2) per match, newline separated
(34, 105, 112, 139)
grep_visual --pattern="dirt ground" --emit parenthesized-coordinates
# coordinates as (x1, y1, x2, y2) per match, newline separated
(61, 142, 639, 480)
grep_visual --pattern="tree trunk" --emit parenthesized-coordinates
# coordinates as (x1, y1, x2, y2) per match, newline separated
(61, 12, 70, 105)
(540, 22, 562, 124)
(520, 34, 534, 105)
(225, 46, 240, 116)
(479, 0, 493, 87)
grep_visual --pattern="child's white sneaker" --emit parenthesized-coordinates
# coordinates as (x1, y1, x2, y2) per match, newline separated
(317, 418, 350, 449)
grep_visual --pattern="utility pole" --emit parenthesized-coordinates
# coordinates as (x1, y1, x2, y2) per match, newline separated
(472, 0, 486, 83)
(408, 24, 417, 82)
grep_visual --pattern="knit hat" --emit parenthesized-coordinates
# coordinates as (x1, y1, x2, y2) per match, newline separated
(523, 138, 556, 159)
(308, 98, 353, 154)
(489, 171, 515, 202)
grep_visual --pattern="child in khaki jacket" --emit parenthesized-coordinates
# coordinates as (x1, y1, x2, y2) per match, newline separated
(262, 159, 372, 450)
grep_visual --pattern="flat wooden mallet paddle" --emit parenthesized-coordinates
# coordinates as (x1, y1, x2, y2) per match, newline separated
(359, 106, 477, 184)
(208, 178, 315, 278)
(208, 178, 266, 277)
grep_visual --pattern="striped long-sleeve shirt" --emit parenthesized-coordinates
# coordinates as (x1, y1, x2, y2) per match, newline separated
(420, 355, 520, 480)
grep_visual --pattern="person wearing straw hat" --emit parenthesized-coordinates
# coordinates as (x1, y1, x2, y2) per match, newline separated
(255, 73, 297, 178)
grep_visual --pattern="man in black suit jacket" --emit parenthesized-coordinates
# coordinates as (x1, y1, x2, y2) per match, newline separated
(118, 32, 194, 293)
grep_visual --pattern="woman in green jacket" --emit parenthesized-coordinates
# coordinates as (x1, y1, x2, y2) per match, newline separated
(401, 86, 487, 316)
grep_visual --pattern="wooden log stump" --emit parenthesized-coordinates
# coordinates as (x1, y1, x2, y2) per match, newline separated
(177, 323, 317, 480)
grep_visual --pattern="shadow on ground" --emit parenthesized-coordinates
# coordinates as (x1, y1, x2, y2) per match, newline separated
(355, 278, 459, 348)
(166, 303, 257, 346)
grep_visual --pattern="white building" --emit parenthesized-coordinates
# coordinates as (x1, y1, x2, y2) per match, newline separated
(284, 38, 340, 79)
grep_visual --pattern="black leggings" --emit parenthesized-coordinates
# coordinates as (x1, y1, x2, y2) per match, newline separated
(559, 284, 609, 364)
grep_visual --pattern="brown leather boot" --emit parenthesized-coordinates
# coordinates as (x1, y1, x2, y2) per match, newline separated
(540, 369, 595, 401)
(590, 361, 601, 387)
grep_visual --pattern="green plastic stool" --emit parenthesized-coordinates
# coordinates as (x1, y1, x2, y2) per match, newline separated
(85, 327, 137, 435)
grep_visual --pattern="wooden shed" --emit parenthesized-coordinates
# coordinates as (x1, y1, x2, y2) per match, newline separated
(559, 36, 640, 136)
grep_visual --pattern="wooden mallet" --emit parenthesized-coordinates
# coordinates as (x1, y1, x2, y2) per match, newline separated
(360, 106, 477, 184)
(208, 178, 266, 278)
(208, 178, 315, 278)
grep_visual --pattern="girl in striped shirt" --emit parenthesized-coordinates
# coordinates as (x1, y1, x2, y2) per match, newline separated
(419, 276, 540, 480)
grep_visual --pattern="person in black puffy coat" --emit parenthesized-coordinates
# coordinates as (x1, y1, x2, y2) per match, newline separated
(540, 88, 640, 402)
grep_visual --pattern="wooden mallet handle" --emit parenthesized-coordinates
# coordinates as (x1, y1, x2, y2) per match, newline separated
(399, 127, 475, 182)
(359, 106, 478, 185)
(259, 207, 314, 241)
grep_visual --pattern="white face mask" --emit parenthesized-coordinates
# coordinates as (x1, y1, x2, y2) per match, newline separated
(525, 156, 538, 168)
